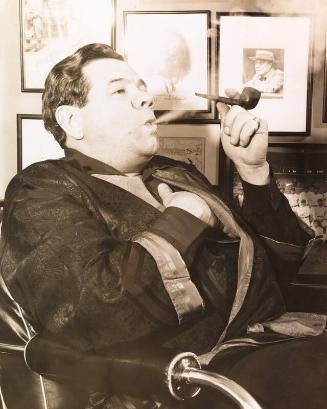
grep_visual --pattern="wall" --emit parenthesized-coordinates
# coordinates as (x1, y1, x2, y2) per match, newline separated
(1, 0, 327, 198)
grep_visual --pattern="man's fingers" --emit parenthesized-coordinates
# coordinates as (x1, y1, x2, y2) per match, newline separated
(223, 106, 261, 146)
(225, 88, 241, 99)
(239, 119, 260, 147)
(229, 110, 253, 145)
(157, 183, 173, 201)
(222, 105, 244, 140)
(217, 102, 229, 124)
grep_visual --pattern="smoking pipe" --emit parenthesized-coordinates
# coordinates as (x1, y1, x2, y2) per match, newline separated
(195, 87, 261, 110)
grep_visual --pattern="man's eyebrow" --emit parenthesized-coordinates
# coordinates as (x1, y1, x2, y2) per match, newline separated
(108, 78, 147, 88)
(108, 78, 126, 84)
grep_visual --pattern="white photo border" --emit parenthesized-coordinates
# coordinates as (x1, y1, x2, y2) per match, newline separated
(123, 10, 217, 124)
(17, 114, 64, 171)
(217, 13, 313, 136)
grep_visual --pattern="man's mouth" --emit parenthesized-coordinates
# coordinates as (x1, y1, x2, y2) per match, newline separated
(144, 118, 157, 133)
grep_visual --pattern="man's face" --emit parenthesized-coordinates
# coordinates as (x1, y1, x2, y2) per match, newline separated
(254, 59, 273, 76)
(79, 58, 158, 168)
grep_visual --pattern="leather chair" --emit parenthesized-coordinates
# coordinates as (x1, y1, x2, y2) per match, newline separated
(0, 276, 88, 409)
(1, 332, 262, 409)
(0, 250, 262, 409)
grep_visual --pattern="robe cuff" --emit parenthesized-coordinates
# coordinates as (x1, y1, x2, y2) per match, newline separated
(133, 232, 204, 324)
(147, 207, 209, 266)
(241, 169, 281, 211)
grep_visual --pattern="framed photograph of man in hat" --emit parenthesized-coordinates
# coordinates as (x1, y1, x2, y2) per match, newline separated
(217, 13, 313, 135)
(243, 48, 285, 98)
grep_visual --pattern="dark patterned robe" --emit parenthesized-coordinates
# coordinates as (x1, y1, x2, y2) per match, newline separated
(0, 149, 310, 407)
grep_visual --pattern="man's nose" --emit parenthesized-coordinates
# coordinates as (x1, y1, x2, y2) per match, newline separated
(131, 90, 154, 110)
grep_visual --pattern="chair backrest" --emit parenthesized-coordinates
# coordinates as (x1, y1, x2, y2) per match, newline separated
(0, 278, 88, 409)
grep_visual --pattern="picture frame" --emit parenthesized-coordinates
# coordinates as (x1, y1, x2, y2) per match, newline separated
(0, 200, 3, 236)
(157, 136, 206, 173)
(217, 13, 313, 135)
(219, 143, 327, 296)
(323, 30, 327, 123)
(17, 114, 64, 171)
(20, 0, 116, 92)
(123, 10, 216, 123)
(230, 144, 327, 211)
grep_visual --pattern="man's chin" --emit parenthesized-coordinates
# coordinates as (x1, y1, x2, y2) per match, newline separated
(146, 135, 160, 156)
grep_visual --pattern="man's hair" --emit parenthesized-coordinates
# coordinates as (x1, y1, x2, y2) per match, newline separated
(42, 43, 124, 147)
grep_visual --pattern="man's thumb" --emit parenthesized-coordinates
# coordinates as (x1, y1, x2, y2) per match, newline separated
(157, 183, 173, 201)
(217, 102, 229, 123)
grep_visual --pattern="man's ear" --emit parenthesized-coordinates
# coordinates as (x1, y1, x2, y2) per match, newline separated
(55, 105, 83, 140)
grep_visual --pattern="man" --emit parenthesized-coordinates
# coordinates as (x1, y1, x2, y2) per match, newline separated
(311, 198, 327, 230)
(244, 49, 284, 94)
(0, 44, 325, 409)
(299, 185, 311, 206)
(283, 184, 299, 209)
(311, 219, 325, 240)
(295, 198, 312, 226)
(309, 186, 324, 207)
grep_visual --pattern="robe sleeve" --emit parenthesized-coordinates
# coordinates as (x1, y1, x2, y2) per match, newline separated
(239, 173, 313, 284)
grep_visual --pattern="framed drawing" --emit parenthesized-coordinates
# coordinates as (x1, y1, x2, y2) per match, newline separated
(123, 11, 216, 123)
(158, 136, 205, 173)
(217, 13, 313, 135)
(17, 114, 64, 171)
(20, 0, 116, 92)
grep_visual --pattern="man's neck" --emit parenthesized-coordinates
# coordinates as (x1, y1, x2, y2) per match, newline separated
(65, 144, 152, 174)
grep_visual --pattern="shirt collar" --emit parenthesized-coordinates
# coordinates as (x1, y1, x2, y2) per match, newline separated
(63, 148, 176, 180)
(64, 148, 124, 175)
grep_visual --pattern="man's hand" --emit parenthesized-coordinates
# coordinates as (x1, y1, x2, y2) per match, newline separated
(157, 183, 217, 227)
(218, 89, 270, 185)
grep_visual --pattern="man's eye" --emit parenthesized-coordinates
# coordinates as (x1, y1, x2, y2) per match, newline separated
(113, 88, 125, 95)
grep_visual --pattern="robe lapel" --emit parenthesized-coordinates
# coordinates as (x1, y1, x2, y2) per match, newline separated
(151, 168, 254, 347)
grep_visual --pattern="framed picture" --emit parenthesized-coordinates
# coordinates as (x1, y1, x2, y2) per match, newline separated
(123, 11, 216, 123)
(20, 0, 116, 92)
(0, 200, 3, 236)
(217, 13, 313, 135)
(158, 136, 206, 173)
(323, 30, 327, 123)
(17, 114, 64, 171)
(231, 144, 327, 214)
(221, 141, 327, 307)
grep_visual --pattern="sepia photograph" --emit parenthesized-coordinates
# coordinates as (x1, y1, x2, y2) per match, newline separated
(243, 48, 285, 97)
(1, 1, 327, 409)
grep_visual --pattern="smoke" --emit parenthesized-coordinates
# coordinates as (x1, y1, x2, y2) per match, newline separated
(253, 0, 327, 74)
(211, 0, 327, 75)
(154, 110, 189, 124)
